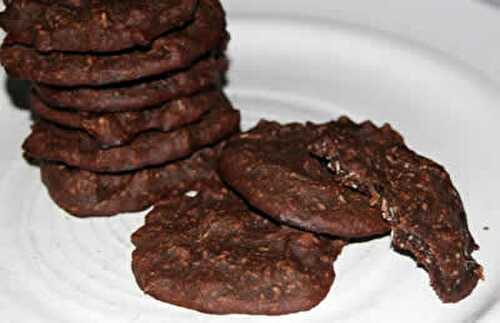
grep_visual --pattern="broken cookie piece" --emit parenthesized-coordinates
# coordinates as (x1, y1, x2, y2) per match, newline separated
(309, 116, 483, 303)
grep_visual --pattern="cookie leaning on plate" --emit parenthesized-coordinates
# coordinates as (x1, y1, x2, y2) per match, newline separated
(309, 117, 483, 303)
(219, 120, 389, 239)
(132, 179, 346, 315)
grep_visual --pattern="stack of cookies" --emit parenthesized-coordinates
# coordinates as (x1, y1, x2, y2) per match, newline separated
(0, 0, 240, 217)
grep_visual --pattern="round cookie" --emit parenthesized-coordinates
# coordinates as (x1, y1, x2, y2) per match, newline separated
(0, 0, 198, 53)
(219, 120, 389, 239)
(33, 56, 227, 112)
(31, 90, 221, 147)
(40, 146, 222, 217)
(1, 0, 227, 86)
(23, 97, 240, 173)
(131, 180, 345, 315)
(309, 116, 482, 303)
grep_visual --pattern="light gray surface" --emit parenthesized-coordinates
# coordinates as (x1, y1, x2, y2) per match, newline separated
(222, 0, 500, 86)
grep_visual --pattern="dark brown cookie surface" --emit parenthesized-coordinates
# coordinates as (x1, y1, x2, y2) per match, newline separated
(219, 120, 389, 239)
(1, 0, 227, 86)
(31, 90, 221, 147)
(0, 0, 198, 53)
(24, 96, 240, 172)
(309, 116, 483, 303)
(40, 146, 222, 217)
(132, 180, 345, 315)
(33, 56, 227, 112)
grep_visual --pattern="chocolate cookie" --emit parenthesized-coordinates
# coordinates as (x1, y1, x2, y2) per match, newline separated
(0, 0, 198, 53)
(40, 146, 222, 217)
(309, 116, 483, 303)
(31, 90, 221, 147)
(33, 56, 227, 112)
(1, 0, 227, 86)
(23, 97, 240, 172)
(131, 180, 345, 315)
(219, 120, 389, 239)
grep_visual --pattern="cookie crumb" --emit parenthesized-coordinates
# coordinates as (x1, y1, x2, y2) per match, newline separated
(185, 190, 199, 198)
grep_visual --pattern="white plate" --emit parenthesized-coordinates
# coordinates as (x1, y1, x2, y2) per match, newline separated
(1, 7, 500, 323)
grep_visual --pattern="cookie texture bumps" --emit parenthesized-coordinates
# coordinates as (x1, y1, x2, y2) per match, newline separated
(33, 56, 228, 112)
(132, 180, 345, 315)
(41, 146, 222, 217)
(309, 116, 483, 303)
(0, 0, 481, 310)
(31, 90, 222, 147)
(0, 0, 198, 52)
(24, 99, 240, 172)
(1, 0, 227, 86)
(219, 120, 389, 238)
(2, 0, 239, 220)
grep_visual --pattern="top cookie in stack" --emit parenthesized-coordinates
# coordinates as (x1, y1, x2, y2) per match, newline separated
(1, 0, 228, 86)
(1, 0, 201, 53)
(0, 0, 241, 217)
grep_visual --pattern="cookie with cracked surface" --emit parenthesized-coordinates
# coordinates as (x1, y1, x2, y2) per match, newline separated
(1, 0, 227, 86)
(219, 120, 389, 239)
(40, 146, 222, 217)
(309, 116, 483, 303)
(33, 56, 227, 112)
(0, 0, 198, 53)
(131, 180, 345, 315)
(31, 90, 221, 148)
(23, 97, 240, 172)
